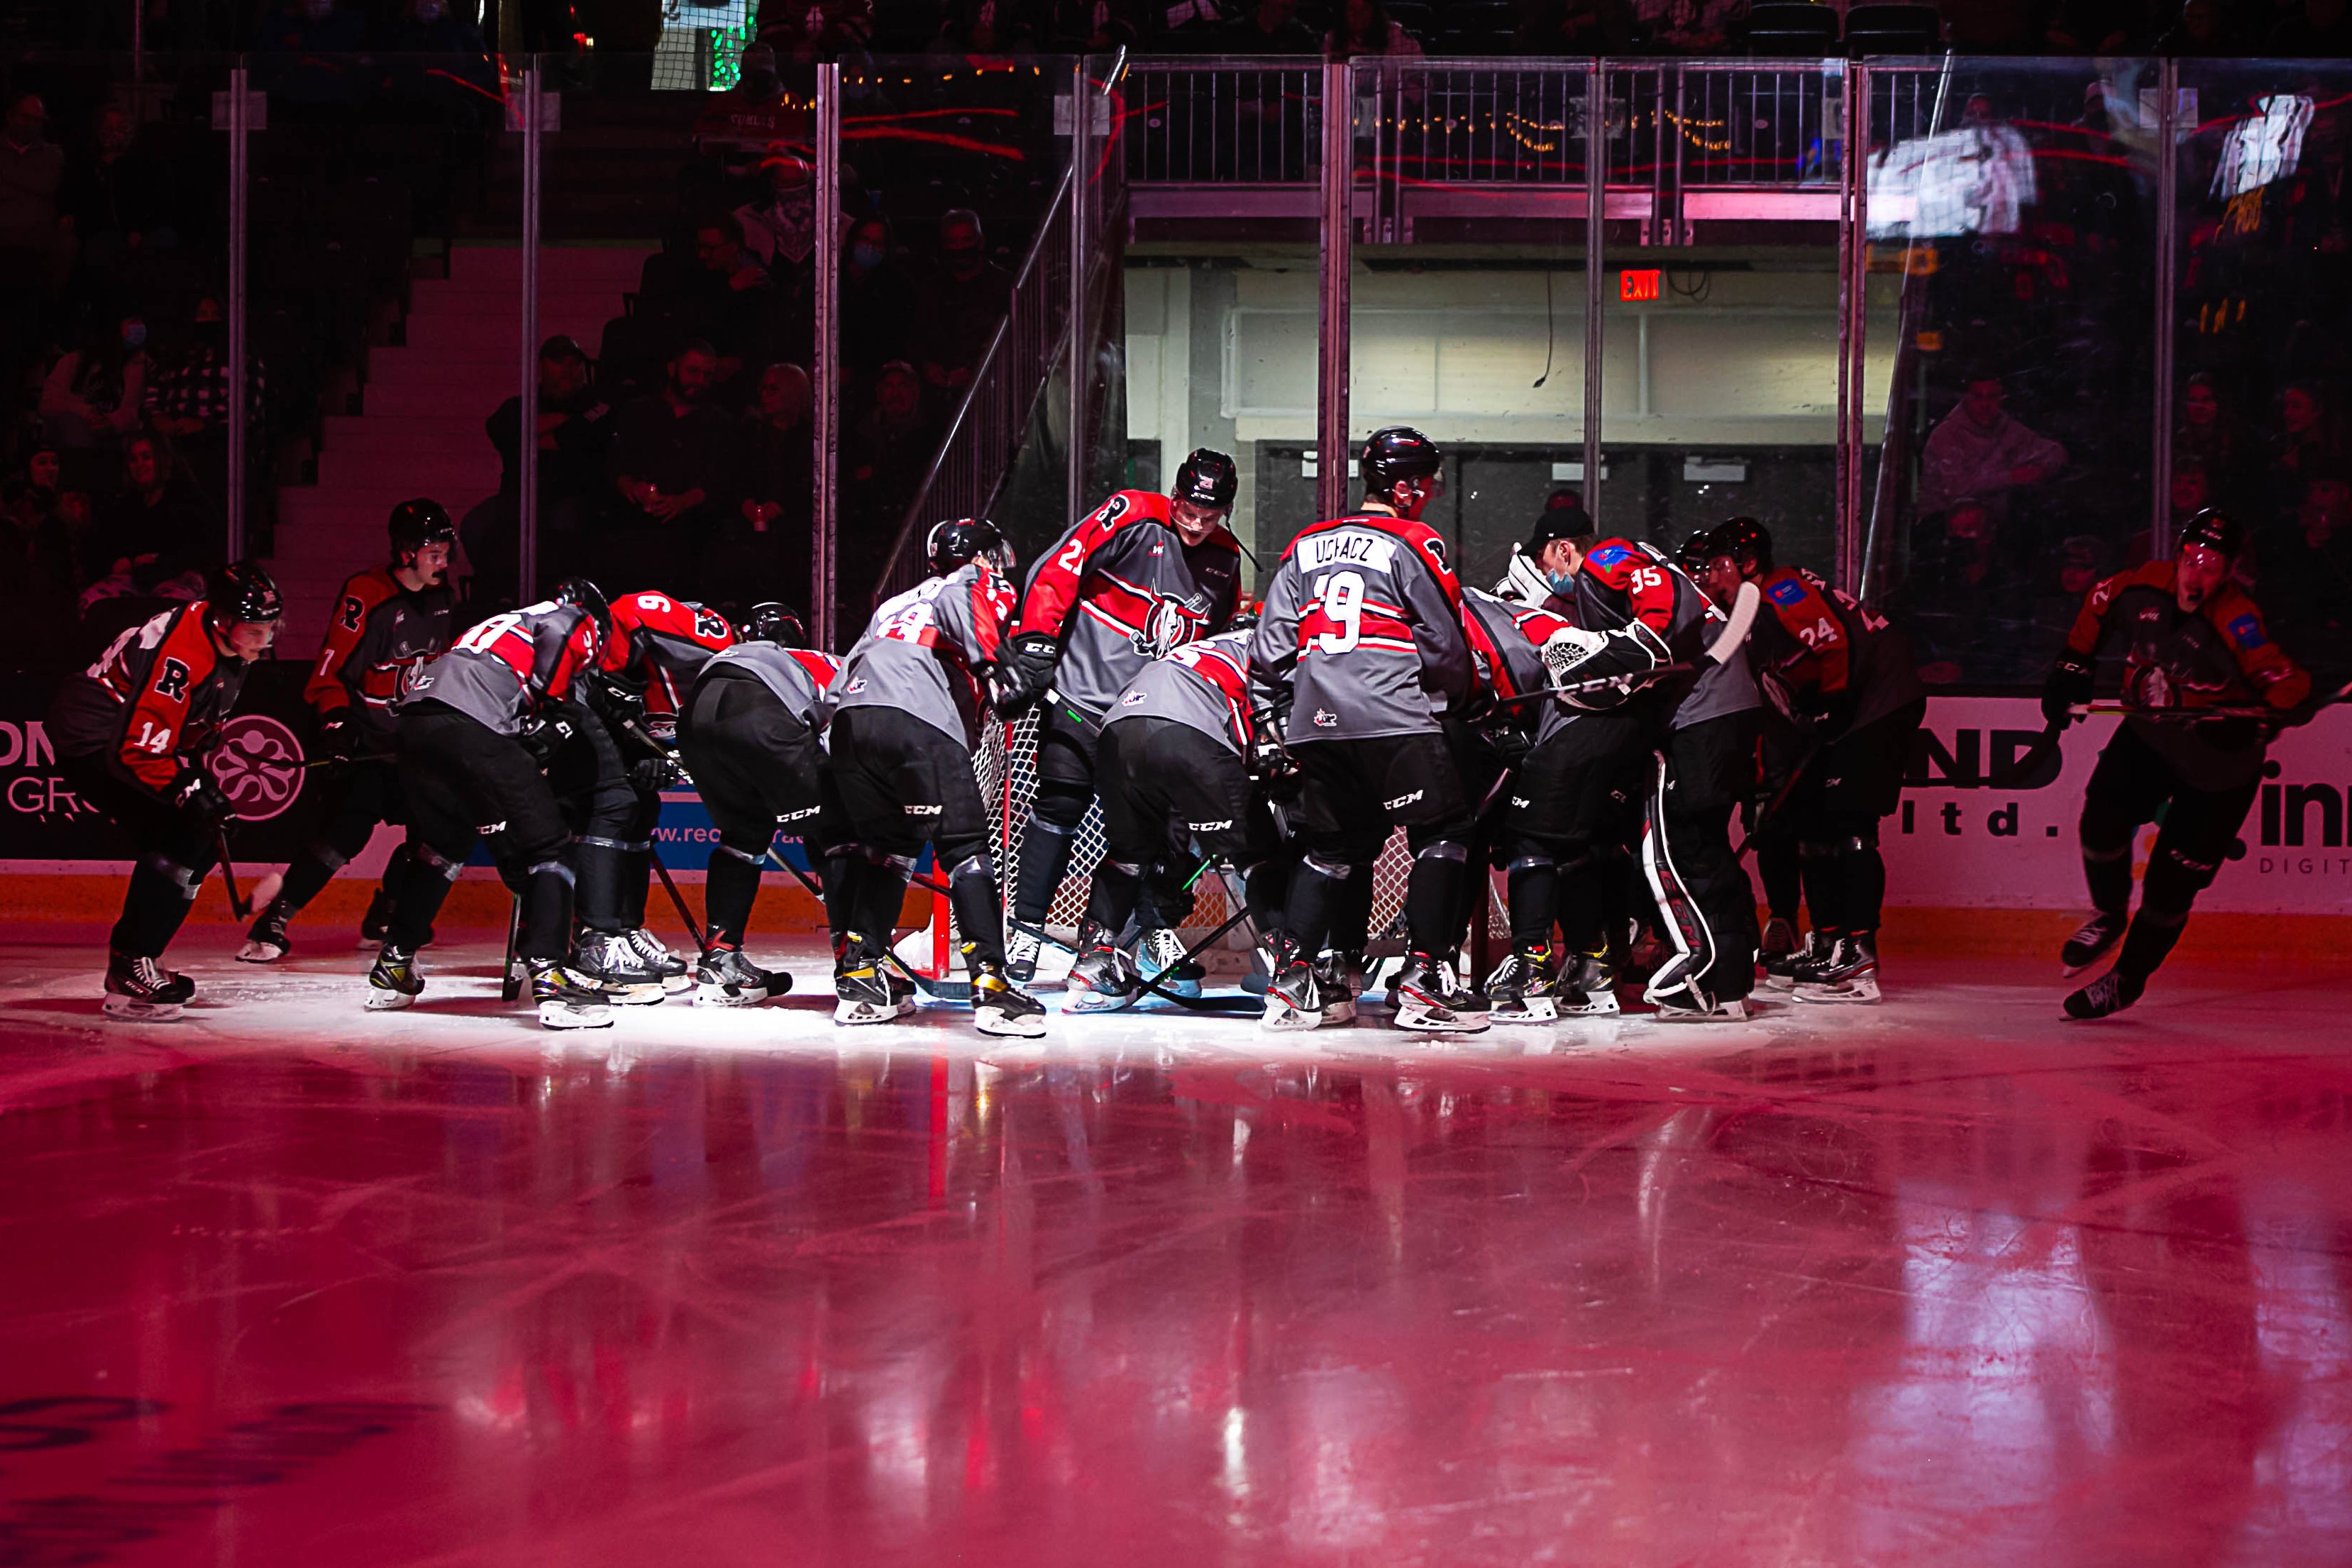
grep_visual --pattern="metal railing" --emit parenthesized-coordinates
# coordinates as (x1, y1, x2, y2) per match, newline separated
(1122, 60, 1325, 185)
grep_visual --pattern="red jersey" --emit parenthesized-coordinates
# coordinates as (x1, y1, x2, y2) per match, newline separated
(600, 591, 739, 715)
(405, 600, 605, 737)
(304, 565, 456, 744)
(48, 602, 251, 793)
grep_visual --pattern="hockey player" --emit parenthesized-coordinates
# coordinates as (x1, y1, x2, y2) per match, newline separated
(2043, 509, 2310, 1019)
(993, 450, 1244, 981)
(1064, 626, 1290, 1010)
(368, 579, 617, 1028)
(822, 519, 1045, 1037)
(1249, 426, 1489, 1033)
(570, 588, 741, 998)
(1491, 511, 1728, 1020)
(48, 562, 285, 1020)
(674, 600, 838, 1005)
(1701, 519, 1925, 1005)
(238, 499, 458, 963)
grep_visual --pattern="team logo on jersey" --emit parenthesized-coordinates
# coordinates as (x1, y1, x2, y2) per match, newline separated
(904, 803, 943, 817)
(1188, 819, 1234, 833)
(1588, 543, 1633, 568)
(1383, 788, 1425, 810)
(477, 819, 509, 835)
(1312, 708, 1339, 727)
(844, 678, 868, 694)
(1766, 578, 1806, 608)
(1132, 593, 1202, 658)
(2226, 613, 2266, 650)
(1122, 690, 1146, 705)
(204, 714, 306, 822)
(776, 805, 821, 822)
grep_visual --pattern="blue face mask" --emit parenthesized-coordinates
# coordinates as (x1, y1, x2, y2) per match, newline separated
(851, 242, 884, 270)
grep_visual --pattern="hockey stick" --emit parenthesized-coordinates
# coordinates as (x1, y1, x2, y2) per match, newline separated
(1483, 662, 1702, 715)
(297, 751, 394, 771)
(645, 845, 714, 960)
(499, 894, 524, 1001)
(215, 824, 250, 921)
(1101, 901, 1262, 1014)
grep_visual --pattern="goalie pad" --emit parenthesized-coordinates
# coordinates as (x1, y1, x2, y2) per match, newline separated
(1540, 621, 1669, 711)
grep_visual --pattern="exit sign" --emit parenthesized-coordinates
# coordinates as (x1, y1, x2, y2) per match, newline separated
(1620, 269, 1661, 302)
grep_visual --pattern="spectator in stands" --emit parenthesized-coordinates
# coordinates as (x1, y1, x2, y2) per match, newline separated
(844, 360, 941, 590)
(930, 0, 1037, 52)
(60, 106, 174, 280)
(607, 340, 738, 583)
(1327, 0, 1423, 55)
(0, 94, 70, 295)
(2268, 380, 2340, 497)
(1891, 501, 2041, 685)
(754, 0, 877, 62)
(256, 0, 371, 116)
(913, 209, 1013, 396)
(840, 214, 917, 377)
(1043, 0, 1143, 51)
(385, 0, 498, 121)
(2268, 0, 2352, 54)
(1514, 0, 1631, 54)
(1629, 0, 1741, 52)
(2175, 371, 2250, 492)
(477, 335, 614, 604)
(1219, 0, 1321, 51)
(689, 211, 778, 403)
(86, 431, 219, 587)
(148, 297, 263, 514)
(734, 155, 818, 273)
(1917, 372, 2067, 528)
(709, 361, 813, 614)
(0, 470, 83, 675)
(2152, 0, 2238, 53)
(41, 314, 151, 457)
(2257, 465, 2352, 686)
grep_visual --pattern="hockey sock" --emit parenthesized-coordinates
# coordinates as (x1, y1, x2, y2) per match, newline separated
(1281, 855, 1350, 956)
(116, 850, 206, 959)
(946, 853, 1008, 971)
(2114, 908, 2187, 981)
(386, 841, 463, 952)
(856, 856, 911, 946)
(273, 843, 346, 918)
(1403, 842, 1469, 956)
(1756, 837, 1801, 924)
(1799, 842, 1846, 936)
(705, 843, 765, 949)
(1241, 858, 1289, 935)
(2082, 842, 2133, 917)
(1555, 854, 1605, 954)
(1330, 862, 1376, 954)
(519, 858, 577, 964)
(1840, 843, 1887, 934)
(1012, 807, 1086, 927)
(1083, 856, 1144, 942)
(622, 846, 652, 931)
(1506, 852, 1559, 948)
(822, 848, 865, 945)
(572, 836, 632, 934)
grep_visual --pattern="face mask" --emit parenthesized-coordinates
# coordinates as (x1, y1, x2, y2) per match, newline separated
(851, 242, 884, 270)
(122, 324, 147, 348)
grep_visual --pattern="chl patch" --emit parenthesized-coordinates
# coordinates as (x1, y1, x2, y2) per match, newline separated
(2226, 612, 2267, 651)
(1587, 542, 1632, 568)
(1766, 578, 1807, 608)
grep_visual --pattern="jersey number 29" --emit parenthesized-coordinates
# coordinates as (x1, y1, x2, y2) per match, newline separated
(1313, 570, 1364, 655)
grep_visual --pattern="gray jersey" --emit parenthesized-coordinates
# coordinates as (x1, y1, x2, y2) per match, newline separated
(829, 561, 1016, 751)
(402, 600, 602, 736)
(1250, 509, 1474, 744)
(1105, 629, 1254, 754)
(1672, 601, 1763, 731)
(694, 641, 841, 727)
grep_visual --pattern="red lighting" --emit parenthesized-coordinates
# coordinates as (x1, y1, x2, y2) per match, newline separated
(1620, 269, 1661, 302)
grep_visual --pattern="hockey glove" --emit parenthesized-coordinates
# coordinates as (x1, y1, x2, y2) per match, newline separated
(583, 672, 647, 731)
(994, 631, 1060, 717)
(2041, 655, 2094, 728)
(316, 709, 366, 761)
(1541, 624, 1664, 712)
(169, 766, 234, 827)
(1483, 722, 1533, 769)
(520, 711, 578, 766)
(629, 755, 683, 793)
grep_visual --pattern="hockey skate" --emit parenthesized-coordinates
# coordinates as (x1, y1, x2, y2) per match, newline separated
(1393, 952, 1491, 1034)
(1650, 990, 1750, 1025)
(1791, 933, 1879, 1005)
(1760, 930, 1820, 991)
(1005, 922, 1044, 983)
(1065, 934, 1143, 1013)
(627, 928, 696, 995)
(574, 931, 668, 1005)
(1484, 944, 1562, 1023)
(1260, 935, 1330, 1032)
(101, 952, 194, 1021)
(1757, 915, 1796, 968)
(1313, 951, 1359, 1025)
(237, 902, 293, 964)
(358, 883, 395, 949)
(971, 961, 1047, 1038)
(1138, 927, 1204, 999)
(832, 935, 902, 1025)
(2063, 966, 2146, 1020)
(365, 944, 424, 1010)
(1558, 951, 1621, 1017)
(693, 946, 786, 1007)
(529, 959, 615, 1029)
(2061, 910, 2127, 977)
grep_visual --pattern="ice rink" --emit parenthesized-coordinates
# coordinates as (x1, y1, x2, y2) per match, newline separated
(4, 926, 2351, 1566)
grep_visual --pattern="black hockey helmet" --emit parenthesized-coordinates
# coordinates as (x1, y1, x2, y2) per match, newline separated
(926, 517, 1010, 577)
(1171, 448, 1238, 512)
(387, 497, 456, 562)
(1360, 426, 1443, 494)
(2178, 507, 2246, 561)
(1709, 515, 1773, 574)
(1524, 490, 1596, 556)
(206, 559, 283, 631)
(553, 575, 612, 641)
(742, 600, 805, 646)
(1674, 527, 1716, 573)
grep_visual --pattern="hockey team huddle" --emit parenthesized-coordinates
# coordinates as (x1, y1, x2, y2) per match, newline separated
(48, 427, 2318, 1036)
